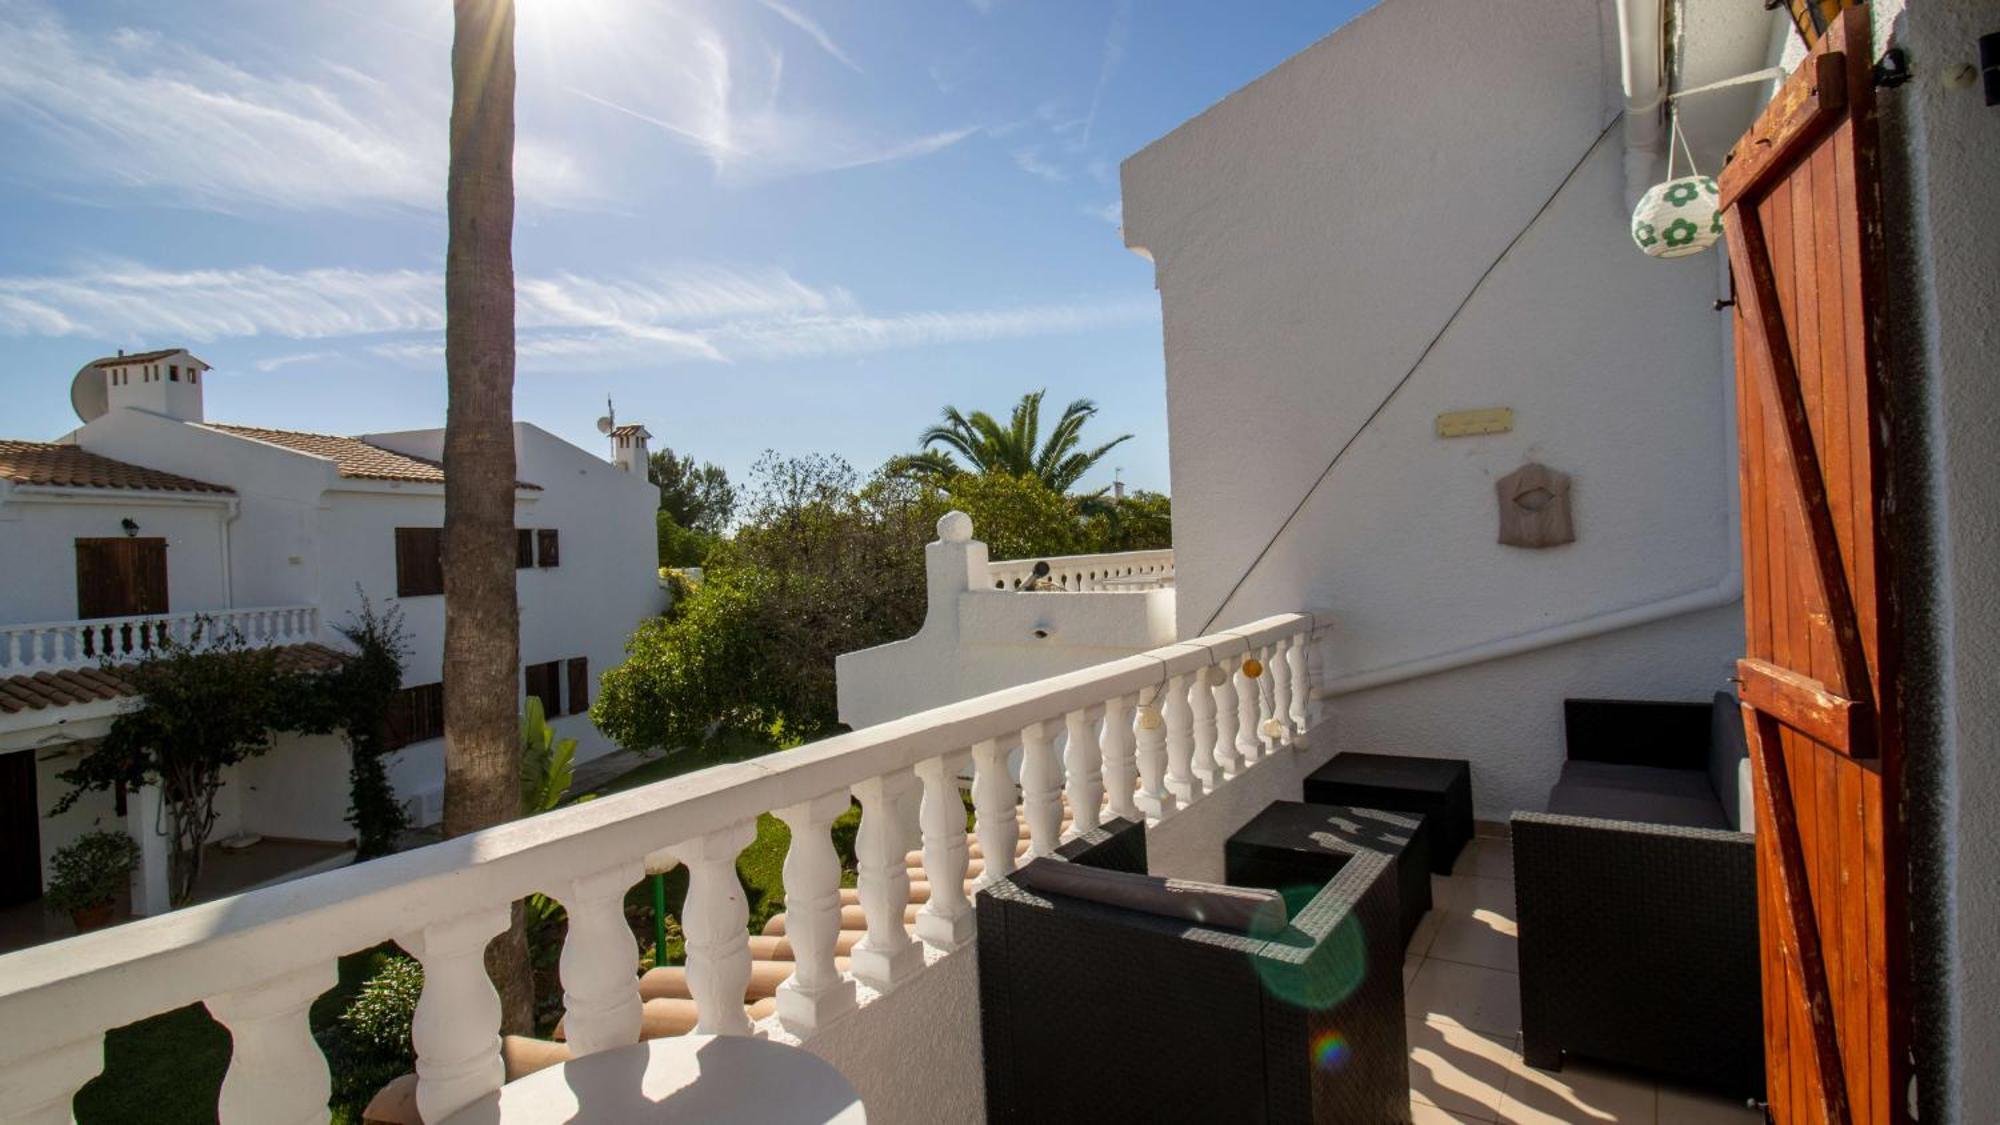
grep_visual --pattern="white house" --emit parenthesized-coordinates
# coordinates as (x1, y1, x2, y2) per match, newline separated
(0, 348, 662, 917)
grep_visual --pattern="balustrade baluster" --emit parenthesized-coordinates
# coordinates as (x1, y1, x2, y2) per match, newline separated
(1187, 667, 1219, 794)
(1162, 673, 1196, 806)
(1305, 630, 1327, 728)
(1099, 694, 1140, 822)
(668, 820, 758, 1034)
(915, 753, 975, 950)
(775, 791, 857, 1033)
(1288, 632, 1312, 733)
(1019, 721, 1063, 858)
(1271, 637, 1297, 745)
(0, 1037, 103, 1125)
(1211, 658, 1242, 779)
(1257, 645, 1281, 752)
(851, 770, 923, 990)
(969, 739, 1019, 890)
(1234, 657, 1263, 765)
(555, 861, 645, 1055)
(399, 905, 511, 1124)
(1062, 708, 1104, 834)
(1133, 689, 1171, 817)
(207, 963, 336, 1124)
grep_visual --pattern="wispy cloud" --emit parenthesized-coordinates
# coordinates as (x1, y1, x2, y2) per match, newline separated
(754, 0, 862, 73)
(1077, 0, 1133, 149)
(0, 260, 1156, 370)
(1011, 146, 1068, 184)
(0, 3, 588, 212)
(1088, 201, 1122, 227)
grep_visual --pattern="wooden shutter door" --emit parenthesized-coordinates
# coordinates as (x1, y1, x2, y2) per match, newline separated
(0, 751, 41, 908)
(1718, 8, 1907, 1123)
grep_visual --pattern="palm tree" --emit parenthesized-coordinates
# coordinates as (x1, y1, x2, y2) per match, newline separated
(892, 390, 1132, 494)
(443, 0, 532, 1033)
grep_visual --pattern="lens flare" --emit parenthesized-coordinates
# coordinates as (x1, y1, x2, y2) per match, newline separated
(1311, 1031, 1351, 1071)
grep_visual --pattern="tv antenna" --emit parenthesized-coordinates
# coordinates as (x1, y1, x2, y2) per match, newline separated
(596, 397, 617, 460)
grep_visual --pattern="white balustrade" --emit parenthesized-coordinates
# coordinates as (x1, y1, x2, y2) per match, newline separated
(207, 964, 336, 1125)
(402, 905, 513, 1124)
(0, 610, 1333, 1124)
(773, 792, 858, 1033)
(0, 605, 320, 673)
(671, 820, 759, 1036)
(915, 754, 975, 950)
(555, 862, 645, 1055)
(1211, 655, 1243, 779)
(1133, 689, 1171, 818)
(985, 548, 1174, 592)
(1019, 721, 1064, 858)
(1256, 645, 1282, 752)
(851, 771, 923, 990)
(969, 739, 1019, 891)
(1100, 694, 1141, 822)
(1062, 708, 1104, 835)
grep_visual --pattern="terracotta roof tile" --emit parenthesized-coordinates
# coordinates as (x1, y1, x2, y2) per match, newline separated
(87, 348, 196, 369)
(0, 643, 347, 715)
(203, 424, 540, 489)
(0, 440, 234, 495)
(610, 424, 650, 438)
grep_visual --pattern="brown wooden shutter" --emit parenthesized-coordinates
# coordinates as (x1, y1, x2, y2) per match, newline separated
(384, 687, 415, 750)
(395, 528, 444, 597)
(517, 528, 535, 569)
(414, 683, 445, 741)
(525, 662, 560, 717)
(566, 657, 589, 715)
(536, 529, 560, 568)
(75, 538, 169, 620)
(132, 540, 168, 615)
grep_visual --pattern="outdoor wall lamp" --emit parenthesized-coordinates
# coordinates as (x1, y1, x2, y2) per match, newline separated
(121, 518, 140, 537)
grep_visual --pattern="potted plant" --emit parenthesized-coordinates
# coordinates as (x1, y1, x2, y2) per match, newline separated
(46, 830, 141, 932)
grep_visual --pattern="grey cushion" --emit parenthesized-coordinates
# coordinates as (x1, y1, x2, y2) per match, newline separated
(1707, 691, 1750, 830)
(1547, 760, 1733, 830)
(1010, 857, 1288, 934)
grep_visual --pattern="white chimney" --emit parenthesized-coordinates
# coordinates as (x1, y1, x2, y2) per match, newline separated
(610, 424, 652, 474)
(96, 348, 208, 423)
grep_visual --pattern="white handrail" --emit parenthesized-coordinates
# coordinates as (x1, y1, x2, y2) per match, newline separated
(0, 609, 1328, 1124)
(0, 606, 321, 673)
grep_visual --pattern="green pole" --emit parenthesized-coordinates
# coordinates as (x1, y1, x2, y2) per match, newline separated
(651, 872, 669, 967)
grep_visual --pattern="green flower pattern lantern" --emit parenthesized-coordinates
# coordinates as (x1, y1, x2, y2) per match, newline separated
(1632, 174, 1721, 259)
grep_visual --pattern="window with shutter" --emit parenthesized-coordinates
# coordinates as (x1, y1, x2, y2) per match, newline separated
(566, 657, 589, 715)
(525, 661, 561, 717)
(384, 682, 444, 749)
(517, 529, 535, 569)
(536, 529, 560, 568)
(395, 528, 444, 597)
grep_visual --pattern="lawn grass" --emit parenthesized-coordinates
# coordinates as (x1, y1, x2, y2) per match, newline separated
(69, 730, 851, 1124)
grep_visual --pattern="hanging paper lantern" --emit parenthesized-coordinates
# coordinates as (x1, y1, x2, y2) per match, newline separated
(1631, 174, 1722, 259)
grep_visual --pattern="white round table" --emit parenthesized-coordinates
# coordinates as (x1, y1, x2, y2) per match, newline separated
(438, 1035, 866, 1125)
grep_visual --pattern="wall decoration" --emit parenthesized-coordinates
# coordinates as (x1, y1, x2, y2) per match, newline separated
(1496, 461, 1575, 549)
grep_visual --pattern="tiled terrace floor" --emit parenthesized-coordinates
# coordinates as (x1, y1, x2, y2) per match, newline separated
(1403, 827, 1762, 1124)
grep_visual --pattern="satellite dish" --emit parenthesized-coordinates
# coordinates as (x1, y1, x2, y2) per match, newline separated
(70, 361, 109, 424)
(596, 416, 615, 435)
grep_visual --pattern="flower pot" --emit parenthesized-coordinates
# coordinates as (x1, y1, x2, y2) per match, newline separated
(70, 900, 117, 932)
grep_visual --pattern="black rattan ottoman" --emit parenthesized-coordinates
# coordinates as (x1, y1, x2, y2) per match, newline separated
(1303, 753, 1472, 875)
(1226, 800, 1432, 948)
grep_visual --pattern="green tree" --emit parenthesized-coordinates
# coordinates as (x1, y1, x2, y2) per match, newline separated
(656, 510, 718, 569)
(937, 472, 1087, 560)
(890, 390, 1131, 495)
(1083, 488, 1173, 552)
(648, 447, 737, 534)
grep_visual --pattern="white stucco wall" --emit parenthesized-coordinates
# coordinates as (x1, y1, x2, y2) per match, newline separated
(1119, 0, 1745, 815)
(0, 491, 232, 624)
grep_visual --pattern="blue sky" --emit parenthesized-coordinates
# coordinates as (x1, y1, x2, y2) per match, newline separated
(0, 0, 1363, 494)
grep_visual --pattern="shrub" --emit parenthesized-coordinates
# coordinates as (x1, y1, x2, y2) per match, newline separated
(322, 953, 423, 1109)
(45, 830, 140, 913)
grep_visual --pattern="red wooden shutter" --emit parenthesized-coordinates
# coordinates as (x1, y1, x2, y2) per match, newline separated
(566, 657, 589, 715)
(1719, 9, 1908, 1122)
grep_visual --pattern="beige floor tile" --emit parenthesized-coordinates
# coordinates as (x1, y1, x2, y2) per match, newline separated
(1454, 837, 1515, 881)
(1429, 910, 1518, 973)
(1407, 1016, 1515, 1121)
(1498, 1059, 1658, 1124)
(1405, 958, 1522, 1038)
(1432, 873, 1459, 913)
(1453, 876, 1517, 931)
(1414, 1099, 1494, 1124)
(1409, 908, 1444, 957)
(1656, 1085, 1761, 1124)
(1405, 956, 1423, 987)
(1475, 819, 1512, 840)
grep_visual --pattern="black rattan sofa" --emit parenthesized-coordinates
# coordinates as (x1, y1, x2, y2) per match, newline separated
(976, 818, 1410, 1123)
(1511, 693, 1763, 1100)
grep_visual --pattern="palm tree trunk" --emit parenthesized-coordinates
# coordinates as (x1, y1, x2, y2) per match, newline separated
(445, 0, 533, 1035)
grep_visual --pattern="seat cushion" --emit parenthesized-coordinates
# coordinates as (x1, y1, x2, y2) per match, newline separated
(1010, 857, 1288, 934)
(1546, 762, 1730, 830)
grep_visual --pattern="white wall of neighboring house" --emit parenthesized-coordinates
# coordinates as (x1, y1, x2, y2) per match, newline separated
(4, 376, 664, 902)
(1118, 0, 1751, 818)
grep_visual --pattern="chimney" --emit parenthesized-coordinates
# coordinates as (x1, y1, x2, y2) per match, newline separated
(103, 347, 207, 423)
(611, 424, 652, 474)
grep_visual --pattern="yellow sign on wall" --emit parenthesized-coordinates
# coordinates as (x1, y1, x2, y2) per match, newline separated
(1435, 407, 1514, 438)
